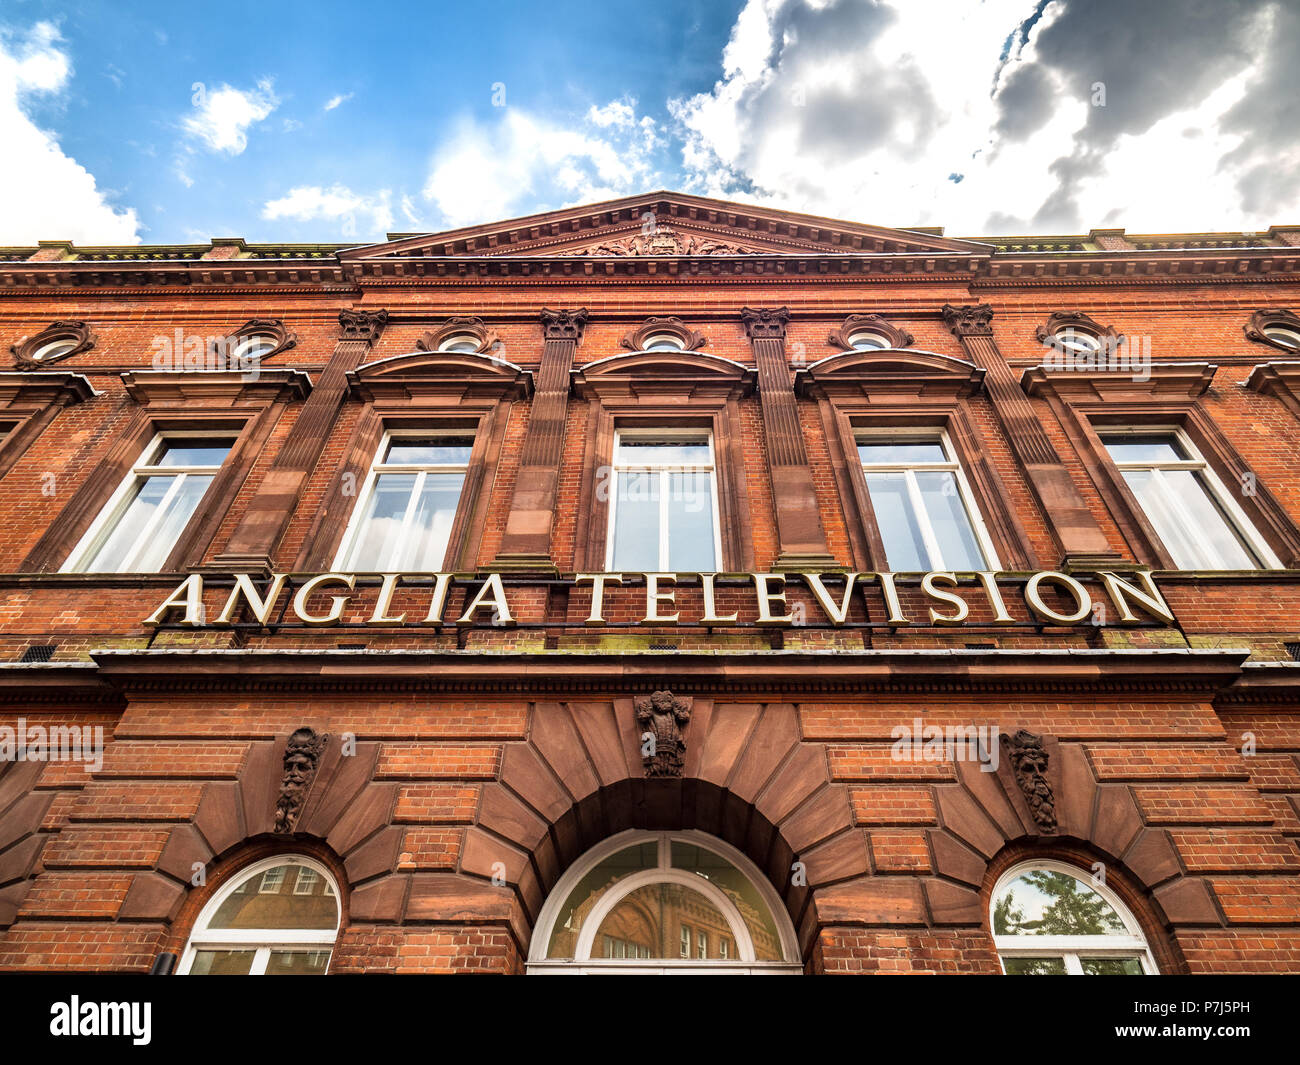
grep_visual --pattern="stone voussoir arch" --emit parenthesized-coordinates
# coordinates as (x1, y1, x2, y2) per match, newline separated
(465, 695, 870, 969)
(921, 730, 1219, 972)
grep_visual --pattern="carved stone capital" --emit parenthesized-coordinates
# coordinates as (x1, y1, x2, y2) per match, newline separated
(540, 307, 589, 342)
(1244, 308, 1300, 354)
(338, 309, 389, 344)
(828, 313, 914, 350)
(635, 690, 691, 778)
(10, 320, 97, 370)
(741, 306, 790, 340)
(941, 303, 994, 338)
(1001, 728, 1057, 833)
(273, 726, 328, 834)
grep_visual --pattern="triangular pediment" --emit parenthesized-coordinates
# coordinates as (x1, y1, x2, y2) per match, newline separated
(339, 192, 992, 261)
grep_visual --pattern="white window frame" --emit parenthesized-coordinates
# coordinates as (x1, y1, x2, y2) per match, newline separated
(847, 330, 889, 351)
(178, 855, 340, 976)
(642, 334, 685, 351)
(438, 334, 480, 353)
(1050, 327, 1101, 355)
(604, 428, 724, 572)
(33, 338, 79, 362)
(230, 334, 277, 361)
(527, 829, 801, 975)
(1101, 425, 1281, 570)
(60, 429, 234, 574)
(332, 428, 473, 572)
(856, 428, 1000, 571)
(258, 867, 286, 894)
(1261, 326, 1300, 351)
(992, 859, 1158, 975)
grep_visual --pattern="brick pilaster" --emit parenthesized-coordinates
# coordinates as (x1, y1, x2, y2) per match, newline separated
(742, 306, 836, 568)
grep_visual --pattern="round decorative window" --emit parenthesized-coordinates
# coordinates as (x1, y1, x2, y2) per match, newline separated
(1051, 327, 1102, 354)
(643, 334, 685, 352)
(231, 335, 277, 361)
(528, 830, 800, 973)
(1262, 325, 1300, 351)
(439, 334, 481, 353)
(179, 856, 340, 975)
(991, 860, 1157, 975)
(847, 330, 889, 351)
(31, 338, 78, 362)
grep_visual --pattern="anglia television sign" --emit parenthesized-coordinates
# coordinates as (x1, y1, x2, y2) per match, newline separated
(143, 569, 1177, 630)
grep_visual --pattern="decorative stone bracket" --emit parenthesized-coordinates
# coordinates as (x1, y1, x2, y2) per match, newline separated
(636, 691, 692, 778)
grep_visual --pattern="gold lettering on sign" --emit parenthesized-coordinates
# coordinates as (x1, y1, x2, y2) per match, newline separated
(576, 572, 622, 626)
(421, 573, 455, 623)
(976, 571, 1017, 625)
(1024, 571, 1091, 624)
(921, 572, 969, 625)
(368, 573, 407, 626)
(699, 572, 739, 625)
(145, 573, 206, 627)
(217, 572, 289, 626)
(643, 573, 679, 624)
(457, 572, 514, 626)
(140, 569, 1180, 631)
(802, 572, 858, 625)
(293, 573, 355, 626)
(1096, 570, 1175, 625)
(753, 573, 795, 625)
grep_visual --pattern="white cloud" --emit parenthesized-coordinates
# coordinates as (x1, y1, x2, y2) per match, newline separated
(262, 184, 394, 237)
(669, 0, 1300, 234)
(182, 78, 277, 154)
(0, 21, 139, 243)
(422, 97, 667, 228)
(323, 92, 353, 112)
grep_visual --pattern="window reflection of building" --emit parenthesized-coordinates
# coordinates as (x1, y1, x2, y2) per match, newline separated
(541, 833, 788, 964)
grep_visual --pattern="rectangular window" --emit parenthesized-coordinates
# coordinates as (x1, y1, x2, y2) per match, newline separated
(258, 868, 286, 894)
(292, 868, 319, 895)
(606, 430, 721, 571)
(857, 431, 997, 571)
(61, 434, 234, 573)
(679, 925, 691, 959)
(697, 931, 707, 959)
(719, 937, 731, 959)
(1101, 429, 1278, 570)
(335, 431, 473, 571)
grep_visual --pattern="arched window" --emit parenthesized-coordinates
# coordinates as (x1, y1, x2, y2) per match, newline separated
(991, 860, 1157, 975)
(1262, 324, 1300, 350)
(32, 338, 79, 362)
(642, 333, 685, 351)
(179, 855, 341, 975)
(528, 830, 801, 974)
(1050, 326, 1101, 355)
(438, 334, 481, 353)
(846, 330, 889, 351)
(230, 334, 278, 361)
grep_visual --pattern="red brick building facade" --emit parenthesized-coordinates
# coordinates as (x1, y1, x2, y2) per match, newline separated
(1, 192, 1299, 974)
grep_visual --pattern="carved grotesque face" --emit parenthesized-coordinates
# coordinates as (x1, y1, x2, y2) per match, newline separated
(1018, 748, 1046, 775)
(650, 691, 674, 714)
(284, 751, 314, 786)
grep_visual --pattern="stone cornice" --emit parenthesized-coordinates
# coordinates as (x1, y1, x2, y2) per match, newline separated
(23, 646, 1245, 700)
(4, 248, 1300, 293)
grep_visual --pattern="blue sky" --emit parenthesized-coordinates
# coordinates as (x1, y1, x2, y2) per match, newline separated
(2, 0, 1298, 246)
